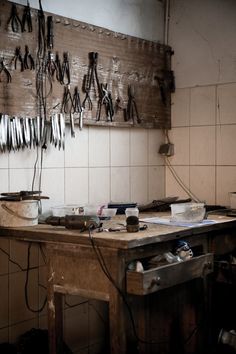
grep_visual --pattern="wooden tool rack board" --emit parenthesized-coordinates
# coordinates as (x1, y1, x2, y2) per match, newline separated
(0, 0, 171, 129)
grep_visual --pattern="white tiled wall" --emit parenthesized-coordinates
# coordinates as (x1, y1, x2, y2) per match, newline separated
(167, 0, 236, 207)
(0, 126, 165, 352)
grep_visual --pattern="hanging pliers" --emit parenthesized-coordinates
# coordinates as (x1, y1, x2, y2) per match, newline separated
(11, 47, 24, 71)
(7, 3, 22, 33)
(0, 58, 11, 83)
(126, 85, 141, 124)
(22, 0, 33, 32)
(23, 45, 35, 70)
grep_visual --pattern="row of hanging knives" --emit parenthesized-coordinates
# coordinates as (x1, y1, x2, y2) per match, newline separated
(0, 113, 68, 152)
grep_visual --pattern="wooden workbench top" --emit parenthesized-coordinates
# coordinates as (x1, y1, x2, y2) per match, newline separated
(0, 213, 235, 249)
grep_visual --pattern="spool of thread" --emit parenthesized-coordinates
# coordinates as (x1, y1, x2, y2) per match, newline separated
(126, 215, 139, 233)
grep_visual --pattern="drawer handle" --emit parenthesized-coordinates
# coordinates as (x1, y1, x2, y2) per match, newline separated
(148, 276, 161, 289)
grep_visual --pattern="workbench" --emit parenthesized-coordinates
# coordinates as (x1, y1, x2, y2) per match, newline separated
(0, 213, 236, 354)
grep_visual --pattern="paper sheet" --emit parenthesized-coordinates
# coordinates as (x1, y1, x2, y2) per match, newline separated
(139, 217, 217, 228)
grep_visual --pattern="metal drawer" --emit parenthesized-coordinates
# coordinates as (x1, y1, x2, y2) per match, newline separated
(126, 253, 213, 295)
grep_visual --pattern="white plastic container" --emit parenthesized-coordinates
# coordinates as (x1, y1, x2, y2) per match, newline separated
(51, 205, 83, 217)
(0, 200, 38, 227)
(125, 207, 139, 218)
(229, 192, 236, 209)
(170, 203, 205, 223)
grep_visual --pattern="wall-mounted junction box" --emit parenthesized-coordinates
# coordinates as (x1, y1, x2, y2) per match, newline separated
(159, 143, 174, 156)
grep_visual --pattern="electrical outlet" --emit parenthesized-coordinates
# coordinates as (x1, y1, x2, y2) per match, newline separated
(159, 143, 174, 156)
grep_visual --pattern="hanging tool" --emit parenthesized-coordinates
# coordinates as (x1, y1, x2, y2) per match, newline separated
(37, 0, 46, 59)
(45, 51, 57, 79)
(72, 86, 83, 130)
(96, 83, 114, 122)
(12, 47, 24, 72)
(55, 52, 63, 84)
(126, 85, 141, 123)
(22, 0, 33, 32)
(47, 16, 54, 49)
(61, 86, 75, 137)
(7, 3, 22, 32)
(0, 59, 11, 83)
(61, 52, 71, 85)
(82, 52, 101, 110)
(23, 45, 35, 70)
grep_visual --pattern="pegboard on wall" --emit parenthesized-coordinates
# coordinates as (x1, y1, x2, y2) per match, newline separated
(0, 0, 173, 129)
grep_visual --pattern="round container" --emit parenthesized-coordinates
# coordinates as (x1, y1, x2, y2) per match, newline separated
(0, 200, 38, 227)
(170, 203, 205, 223)
(125, 207, 139, 218)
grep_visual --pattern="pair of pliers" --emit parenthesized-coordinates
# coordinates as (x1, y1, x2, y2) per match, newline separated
(126, 85, 141, 124)
(23, 45, 35, 70)
(7, 3, 22, 33)
(22, 0, 33, 32)
(0, 59, 11, 83)
(96, 84, 114, 121)
(12, 47, 24, 71)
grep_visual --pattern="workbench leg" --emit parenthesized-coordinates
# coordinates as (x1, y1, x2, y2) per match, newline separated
(47, 271, 63, 354)
(109, 284, 127, 354)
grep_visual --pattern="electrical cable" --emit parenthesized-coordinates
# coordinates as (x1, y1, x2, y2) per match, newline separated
(88, 227, 167, 347)
(165, 157, 201, 202)
(24, 243, 47, 313)
(162, 129, 201, 202)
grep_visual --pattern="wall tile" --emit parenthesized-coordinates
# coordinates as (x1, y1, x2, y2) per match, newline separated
(64, 303, 89, 352)
(217, 83, 236, 124)
(216, 166, 236, 206)
(9, 169, 37, 193)
(65, 168, 89, 205)
(190, 166, 216, 204)
(190, 86, 216, 126)
(41, 144, 65, 168)
(0, 275, 9, 328)
(0, 169, 9, 194)
(168, 127, 190, 165)
(148, 166, 165, 201)
(9, 240, 38, 274)
(148, 129, 165, 166)
(165, 165, 190, 199)
(9, 149, 38, 169)
(111, 167, 130, 203)
(0, 238, 9, 275)
(89, 168, 110, 204)
(190, 126, 216, 165)
(9, 269, 38, 325)
(40, 168, 64, 213)
(89, 127, 110, 167)
(0, 152, 9, 168)
(65, 126, 89, 168)
(110, 128, 130, 166)
(217, 125, 236, 165)
(130, 129, 148, 166)
(130, 166, 148, 204)
(171, 88, 190, 127)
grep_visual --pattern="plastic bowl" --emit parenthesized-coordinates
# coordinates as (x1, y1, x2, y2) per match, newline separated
(101, 208, 117, 217)
(170, 203, 205, 223)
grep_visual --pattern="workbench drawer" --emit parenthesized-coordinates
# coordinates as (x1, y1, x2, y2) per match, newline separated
(126, 253, 213, 295)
